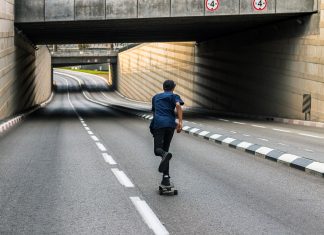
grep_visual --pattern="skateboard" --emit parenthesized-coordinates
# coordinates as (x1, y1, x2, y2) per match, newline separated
(158, 184, 178, 196)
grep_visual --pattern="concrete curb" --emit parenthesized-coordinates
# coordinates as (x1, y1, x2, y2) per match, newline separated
(0, 93, 54, 136)
(138, 113, 324, 179)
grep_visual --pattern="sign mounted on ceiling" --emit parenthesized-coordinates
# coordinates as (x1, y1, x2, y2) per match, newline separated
(206, 0, 219, 12)
(253, 0, 267, 11)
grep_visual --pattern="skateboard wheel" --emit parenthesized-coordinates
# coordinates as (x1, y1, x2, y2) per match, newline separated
(174, 190, 178, 195)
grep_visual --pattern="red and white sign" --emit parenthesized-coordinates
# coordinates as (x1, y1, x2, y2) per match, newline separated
(206, 0, 219, 12)
(253, 0, 267, 11)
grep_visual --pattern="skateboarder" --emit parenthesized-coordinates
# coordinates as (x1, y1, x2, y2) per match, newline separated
(150, 80, 184, 187)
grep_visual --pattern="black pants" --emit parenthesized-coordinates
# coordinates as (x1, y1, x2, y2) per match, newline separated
(153, 127, 175, 175)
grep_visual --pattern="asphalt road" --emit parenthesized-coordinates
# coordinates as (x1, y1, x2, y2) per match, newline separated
(0, 70, 324, 234)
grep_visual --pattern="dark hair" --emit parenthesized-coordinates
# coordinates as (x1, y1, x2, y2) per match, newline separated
(163, 80, 176, 91)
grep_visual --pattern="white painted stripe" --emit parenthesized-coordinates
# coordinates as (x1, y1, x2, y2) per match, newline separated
(272, 128, 291, 133)
(91, 135, 99, 141)
(252, 125, 266, 129)
(306, 162, 324, 173)
(255, 147, 274, 156)
(298, 133, 324, 139)
(278, 143, 288, 146)
(243, 134, 250, 137)
(130, 197, 169, 235)
(233, 122, 246, 125)
(198, 131, 210, 136)
(182, 126, 191, 131)
(111, 168, 134, 188)
(149, 116, 153, 120)
(304, 149, 314, 153)
(209, 134, 222, 140)
(219, 119, 229, 122)
(85, 127, 90, 131)
(88, 131, 94, 135)
(96, 142, 107, 152)
(230, 131, 237, 134)
(237, 141, 253, 149)
(189, 128, 200, 134)
(222, 137, 236, 144)
(83, 124, 87, 127)
(278, 154, 300, 163)
(258, 138, 269, 142)
(102, 153, 117, 165)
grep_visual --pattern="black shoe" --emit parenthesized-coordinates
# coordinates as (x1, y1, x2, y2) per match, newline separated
(161, 175, 171, 187)
(158, 152, 172, 173)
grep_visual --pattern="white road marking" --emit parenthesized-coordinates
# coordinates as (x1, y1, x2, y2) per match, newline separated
(306, 162, 324, 173)
(233, 122, 246, 125)
(130, 197, 169, 235)
(243, 134, 250, 137)
(304, 149, 314, 153)
(298, 133, 324, 139)
(91, 135, 99, 141)
(189, 128, 200, 134)
(83, 124, 87, 127)
(198, 131, 210, 136)
(255, 147, 274, 156)
(278, 154, 300, 163)
(222, 137, 236, 144)
(258, 138, 269, 142)
(230, 131, 237, 134)
(96, 142, 107, 152)
(191, 122, 197, 124)
(111, 168, 134, 188)
(85, 127, 90, 131)
(88, 131, 94, 135)
(102, 153, 117, 165)
(252, 125, 266, 129)
(237, 141, 253, 149)
(278, 143, 287, 146)
(219, 119, 229, 122)
(209, 134, 222, 140)
(272, 128, 291, 133)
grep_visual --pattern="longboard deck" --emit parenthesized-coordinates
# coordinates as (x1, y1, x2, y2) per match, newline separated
(159, 185, 178, 195)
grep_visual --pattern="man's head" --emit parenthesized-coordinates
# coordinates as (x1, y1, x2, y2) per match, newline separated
(163, 80, 176, 92)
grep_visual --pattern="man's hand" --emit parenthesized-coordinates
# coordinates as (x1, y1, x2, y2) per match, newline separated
(176, 122, 183, 133)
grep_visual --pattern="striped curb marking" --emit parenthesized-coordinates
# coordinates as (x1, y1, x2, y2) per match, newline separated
(137, 113, 324, 179)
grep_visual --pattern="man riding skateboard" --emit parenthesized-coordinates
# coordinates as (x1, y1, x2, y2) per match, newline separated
(150, 80, 184, 187)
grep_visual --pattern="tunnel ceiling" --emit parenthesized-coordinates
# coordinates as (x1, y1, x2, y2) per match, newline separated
(15, 13, 310, 44)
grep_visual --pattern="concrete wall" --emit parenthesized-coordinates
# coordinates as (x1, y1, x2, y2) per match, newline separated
(117, 42, 195, 106)
(15, 0, 317, 22)
(0, 0, 52, 121)
(117, 4, 324, 121)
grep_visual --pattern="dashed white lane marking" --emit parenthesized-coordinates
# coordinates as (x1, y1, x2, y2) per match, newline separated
(258, 138, 269, 142)
(278, 143, 288, 146)
(111, 168, 134, 188)
(252, 125, 266, 129)
(219, 119, 229, 122)
(130, 197, 169, 235)
(298, 133, 324, 139)
(233, 122, 246, 125)
(273, 128, 291, 133)
(102, 153, 117, 165)
(91, 135, 99, 142)
(85, 127, 90, 131)
(243, 134, 250, 137)
(304, 149, 314, 153)
(230, 131, 237, 134)
(96, 142, 107, 152)
(88, 131, 94, 135)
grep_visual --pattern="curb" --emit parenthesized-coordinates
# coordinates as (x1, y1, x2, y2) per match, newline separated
(137, 113, 324, 179)
(0, 93, 54, 136)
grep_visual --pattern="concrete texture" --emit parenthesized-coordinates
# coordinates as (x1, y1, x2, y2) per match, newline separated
(138, 0, 170, 18)
(0, 0, 51, 121)
(106, 0, 137, 19)
(45, 0, 74, 21)
(205, 0, 239, 15)
(276, 0, 315, 13)
(75, 0, 106, 20)
(171, 0, 204, 17)
(14, 0, 44, 22)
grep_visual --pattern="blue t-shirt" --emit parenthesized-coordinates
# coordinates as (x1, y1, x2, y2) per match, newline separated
(150, 92, 184, 129)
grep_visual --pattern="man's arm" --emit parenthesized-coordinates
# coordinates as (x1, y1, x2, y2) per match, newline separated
(176, 102, 183, 133)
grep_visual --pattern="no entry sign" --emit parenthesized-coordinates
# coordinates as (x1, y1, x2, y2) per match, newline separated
(253, 0, 267, 11)
(206, 0, 219, 12)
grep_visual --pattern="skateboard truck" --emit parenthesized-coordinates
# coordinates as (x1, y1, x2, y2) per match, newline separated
(159, 184, 178, 196)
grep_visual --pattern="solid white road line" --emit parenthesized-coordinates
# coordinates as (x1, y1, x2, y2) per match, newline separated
(91, 135, 99, 142)
(252, 125, 266, 129)
(102, 153, 117, 165)
(130, 197, 169, 235)
(96, 142, 107, 152)
(298, 133, 324, 139)
(111, 168, 134, 188)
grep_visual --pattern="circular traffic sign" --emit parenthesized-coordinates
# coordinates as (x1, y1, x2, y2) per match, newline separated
(253, 0, 267, 11)
(206, 0, 219, 12)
